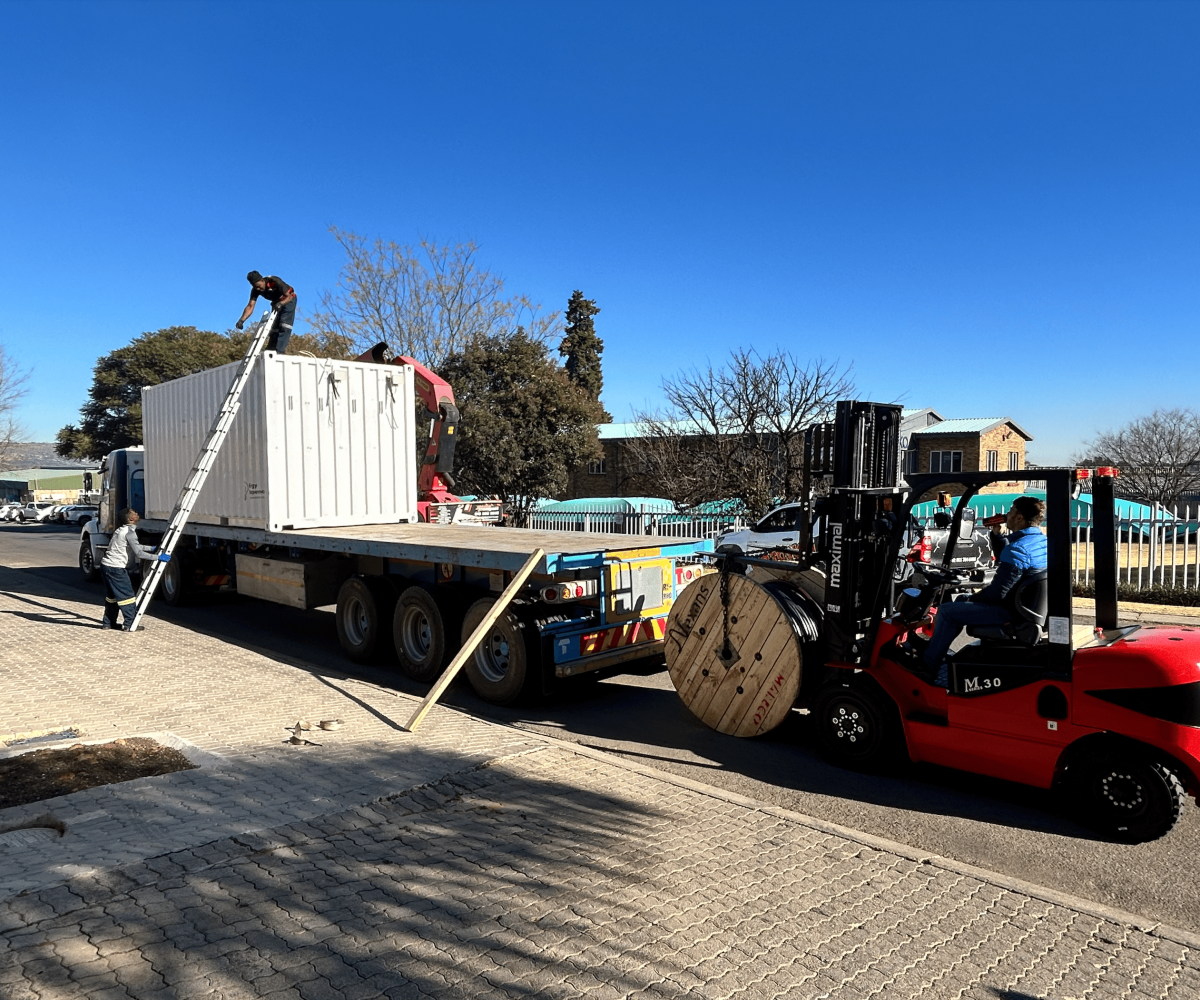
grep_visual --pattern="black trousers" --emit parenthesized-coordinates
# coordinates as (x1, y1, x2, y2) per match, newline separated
(267, 297, 296, 353)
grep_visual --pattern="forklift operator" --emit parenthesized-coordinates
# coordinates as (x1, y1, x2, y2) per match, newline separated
(919, 495, 1047, 681)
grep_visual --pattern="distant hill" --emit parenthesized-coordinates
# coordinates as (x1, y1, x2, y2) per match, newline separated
(0, 443, 93, 472)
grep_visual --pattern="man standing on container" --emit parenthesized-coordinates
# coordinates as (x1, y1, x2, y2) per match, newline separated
(236, 271, 296, 354)
(101, 508, 156, 631)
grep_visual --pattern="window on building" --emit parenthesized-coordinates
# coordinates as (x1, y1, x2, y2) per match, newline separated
(588, 458, 606, 475)
(929, 451, 962, 474)
(986, 450, 999, 472)
(1008, 451, 1020, 471)
(907, 449, 920, 474)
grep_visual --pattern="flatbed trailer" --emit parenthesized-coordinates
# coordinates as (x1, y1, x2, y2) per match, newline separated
(81, 459, 712, 703)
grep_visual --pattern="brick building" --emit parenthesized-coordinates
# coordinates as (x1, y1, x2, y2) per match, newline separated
(564, 422, 661, 500)
(563, 412, 1033, 503)
(904, 417, 1032, 498)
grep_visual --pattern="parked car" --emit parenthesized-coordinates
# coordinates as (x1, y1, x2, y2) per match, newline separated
(60, 504, 99, 525)
(47, 504, 70, 522)
(713, 502, 809, 554)
(17, 502, 56, 522)
(0, 502, 22, 521)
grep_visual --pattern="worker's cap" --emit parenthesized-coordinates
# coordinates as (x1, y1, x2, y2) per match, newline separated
(246, 270, 263, 284)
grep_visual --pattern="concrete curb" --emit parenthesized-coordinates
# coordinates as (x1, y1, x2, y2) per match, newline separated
(504, 720, 1200, 951)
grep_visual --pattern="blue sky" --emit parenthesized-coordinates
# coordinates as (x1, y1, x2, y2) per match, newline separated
(1, 0, 1196, 464)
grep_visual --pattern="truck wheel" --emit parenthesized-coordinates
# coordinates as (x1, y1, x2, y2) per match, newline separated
(393, 586, 460, 682)
(1071, 752, 1185, 843)
(336, 577, 393, 664)
(79, 541, 100, 583)
(460, 598, 534, 705)
(159, 556, 187, 607)
(812, 678, 903, 772)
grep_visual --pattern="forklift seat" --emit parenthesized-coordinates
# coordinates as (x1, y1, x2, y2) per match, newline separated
(966, 569, 1048, 645)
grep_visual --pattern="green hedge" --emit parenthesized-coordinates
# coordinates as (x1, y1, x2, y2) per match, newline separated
(1073, 582, 1200, 607)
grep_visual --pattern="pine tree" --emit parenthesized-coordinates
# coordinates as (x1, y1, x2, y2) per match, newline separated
(558, 290, 611, 421)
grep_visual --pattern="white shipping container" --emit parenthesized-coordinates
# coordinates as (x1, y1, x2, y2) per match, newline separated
(143, 354, 419, 530)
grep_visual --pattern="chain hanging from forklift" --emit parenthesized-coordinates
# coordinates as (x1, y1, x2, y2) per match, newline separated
(718, 555, 738, 668)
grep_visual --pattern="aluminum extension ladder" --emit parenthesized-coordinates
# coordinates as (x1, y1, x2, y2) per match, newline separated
(127, 310, 278, 631)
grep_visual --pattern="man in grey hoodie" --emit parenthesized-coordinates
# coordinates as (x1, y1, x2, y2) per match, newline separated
(101, 508, 156, 631)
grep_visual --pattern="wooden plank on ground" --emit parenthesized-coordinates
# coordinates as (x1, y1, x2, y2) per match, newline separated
(404, 548, 545, 732)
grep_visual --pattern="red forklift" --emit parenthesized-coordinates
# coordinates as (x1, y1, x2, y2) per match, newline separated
(802, 403, 1200, 843)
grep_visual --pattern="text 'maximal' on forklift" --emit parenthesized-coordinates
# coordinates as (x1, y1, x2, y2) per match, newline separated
(666, 401, 1200, 842)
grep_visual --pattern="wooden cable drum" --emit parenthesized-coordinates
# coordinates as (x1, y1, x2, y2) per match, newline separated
(665, 570, 819, 738)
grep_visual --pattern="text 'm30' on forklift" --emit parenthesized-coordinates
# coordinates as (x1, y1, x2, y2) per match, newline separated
(666, 401, 1200, 842)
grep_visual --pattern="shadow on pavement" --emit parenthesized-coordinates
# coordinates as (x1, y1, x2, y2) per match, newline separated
(2, 562, 1093, 843)
(3, 747, 718, 999)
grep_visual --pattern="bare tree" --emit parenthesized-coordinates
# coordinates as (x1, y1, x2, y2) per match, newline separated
(1080, 408, 1200, 507)
(307, 227, 560, 368)
(625, 350, 854, 518)
(0, 345, 30, 470)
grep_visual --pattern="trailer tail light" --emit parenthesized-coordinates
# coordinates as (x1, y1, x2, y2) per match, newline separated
(906, 535, 932, 564)
(1096, 466, 1120, 478)
(1074, 468, 1091, 481)
(541, 579, 598, 603)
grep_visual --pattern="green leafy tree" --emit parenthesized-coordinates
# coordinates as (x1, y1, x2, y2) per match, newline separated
(55, 324, 334, 461)
(558, 290, 610, 420)
(437, 329, 605, 523)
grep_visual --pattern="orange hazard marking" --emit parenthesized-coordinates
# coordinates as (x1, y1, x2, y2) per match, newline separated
(580, 617, 666, 656)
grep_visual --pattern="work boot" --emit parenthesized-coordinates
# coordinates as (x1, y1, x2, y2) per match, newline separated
(905, 631, 930, 651)
(121, 623, 145, 632)
(891, 639, 942, 684)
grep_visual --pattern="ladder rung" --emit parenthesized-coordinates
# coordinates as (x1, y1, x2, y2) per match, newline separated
(128, 310, 278, 631)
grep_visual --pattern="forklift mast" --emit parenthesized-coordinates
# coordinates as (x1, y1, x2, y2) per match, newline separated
(813, 402, 905, 663)
(805, 400, 1110, 668)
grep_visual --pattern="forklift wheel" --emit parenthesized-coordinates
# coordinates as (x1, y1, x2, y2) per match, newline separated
(812, 678, 903, 772)
(1070, 752, 1186, 843)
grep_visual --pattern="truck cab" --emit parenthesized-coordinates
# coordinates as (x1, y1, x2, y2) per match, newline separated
(79, 447, 145, 580)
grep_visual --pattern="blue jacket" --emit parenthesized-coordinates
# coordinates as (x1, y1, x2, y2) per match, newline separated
(973, 527, 1047, 607)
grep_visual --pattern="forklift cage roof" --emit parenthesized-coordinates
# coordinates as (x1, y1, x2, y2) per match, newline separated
(886, 468, 1082, 672)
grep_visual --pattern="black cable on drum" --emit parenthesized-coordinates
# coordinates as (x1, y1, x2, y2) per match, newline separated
(760, 580, 821, 644)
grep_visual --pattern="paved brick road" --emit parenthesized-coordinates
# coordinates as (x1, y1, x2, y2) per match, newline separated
(2, 569, 1198, 998)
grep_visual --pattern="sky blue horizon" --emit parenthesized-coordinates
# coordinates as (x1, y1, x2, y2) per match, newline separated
(2, 0, 1197, 465)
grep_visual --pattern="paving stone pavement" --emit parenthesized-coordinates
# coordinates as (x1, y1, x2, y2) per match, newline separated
(3, 570, 1199, 999)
